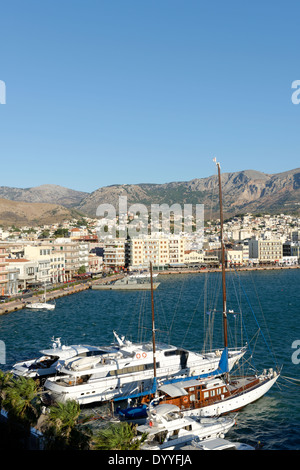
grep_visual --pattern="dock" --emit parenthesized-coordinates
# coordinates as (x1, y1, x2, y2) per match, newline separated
(0, 274, 123, 316)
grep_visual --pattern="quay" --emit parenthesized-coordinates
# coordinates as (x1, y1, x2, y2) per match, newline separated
(157, 264, 300, 275)
(0, 274, 123, 316)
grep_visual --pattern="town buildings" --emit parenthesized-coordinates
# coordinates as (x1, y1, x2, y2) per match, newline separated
(0, 212, 298, 295)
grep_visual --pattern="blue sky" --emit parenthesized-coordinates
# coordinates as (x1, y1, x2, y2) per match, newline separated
(0, 1, 300, 192)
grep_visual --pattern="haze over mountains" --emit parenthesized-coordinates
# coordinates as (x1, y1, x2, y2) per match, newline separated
(0, 168, 299, 226)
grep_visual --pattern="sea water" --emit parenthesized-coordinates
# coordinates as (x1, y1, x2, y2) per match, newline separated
(0, 269, 299, 450)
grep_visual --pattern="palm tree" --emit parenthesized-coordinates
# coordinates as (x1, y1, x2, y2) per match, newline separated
(2, 374, 42, 448)
(0, 369, 13, 411)
(42, 399, 91, 450)
(92, 421, 148, 450)
(3, 375, 41, 421)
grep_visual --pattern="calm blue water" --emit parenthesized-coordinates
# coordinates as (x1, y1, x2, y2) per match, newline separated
(1, 269, 299, 450)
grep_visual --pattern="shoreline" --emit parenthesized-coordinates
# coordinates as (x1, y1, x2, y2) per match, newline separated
(0, 274, 122, 316)
(0, 265, 299, 316)
(156, 264, 300, 275)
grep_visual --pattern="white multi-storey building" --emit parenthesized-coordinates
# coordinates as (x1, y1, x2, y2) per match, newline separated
(128, 235, 186, 268)
(103, 239, 126, 269)
(248, 238, 283, 263)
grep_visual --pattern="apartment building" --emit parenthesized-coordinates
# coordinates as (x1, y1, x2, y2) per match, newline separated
(6, 259, 37, 290)
(128, 235, 186, 268)
(53, 239, 81, 280)
(0, 246, 9, 295)
(23, 245, 52, 284)
(103, 239, 126, 269)
(248, 238, 283, 263)
(183, 250, 204, 265)
(88, 253, 103, 274)
(78, 242, 89, 273)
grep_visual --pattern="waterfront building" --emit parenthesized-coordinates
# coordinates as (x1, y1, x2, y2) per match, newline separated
(127, 235, 186, 269)
(103, 239, 126, 270)
(53, 239, 81, 280)
(0, 246, 9, 296)
(88, 253, 103, 274)
(291, 242, 300, 262)
(183, 250, 204, 265)
(23, 245, 52, 284)
(6, 259, 37, 289)
(78, 242, 89, 273)
(248, 238, 283, 263)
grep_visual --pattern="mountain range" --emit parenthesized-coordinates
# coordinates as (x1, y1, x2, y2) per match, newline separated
(0, 168, 299, 226)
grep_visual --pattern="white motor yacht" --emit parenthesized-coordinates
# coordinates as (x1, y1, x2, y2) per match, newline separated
(178, 436, 255, 450)
(11, 337, 106, 380)
(135, 404, 236, 450)
(44, 331, 245, 405)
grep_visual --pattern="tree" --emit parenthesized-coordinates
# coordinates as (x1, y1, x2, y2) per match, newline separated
(92, 421, 148, 450)
(0, 369, 13, 411)
(42, 399, 91, 450)
(2, 375, 42, 448)
(78, 265, 86, 274)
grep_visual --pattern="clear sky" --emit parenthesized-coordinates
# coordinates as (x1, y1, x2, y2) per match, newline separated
(0, 1, 300, 192)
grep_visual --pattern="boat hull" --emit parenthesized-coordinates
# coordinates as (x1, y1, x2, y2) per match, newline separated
(44, 349, 245, 405)
(178, 372, 279, 418)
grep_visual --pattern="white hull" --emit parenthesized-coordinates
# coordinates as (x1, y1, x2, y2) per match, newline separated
(185, 372, 279, 418)
(136, 405, 235, 450)
(44, 343, 245, 405)
(26, 302, 55, 310)
(11, 339, 106, 380)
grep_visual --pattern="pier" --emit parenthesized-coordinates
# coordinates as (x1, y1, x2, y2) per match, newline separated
(0, 274, 123, 316)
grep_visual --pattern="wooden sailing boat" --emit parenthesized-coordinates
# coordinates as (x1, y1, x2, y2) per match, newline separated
(136, 160, 280, 417)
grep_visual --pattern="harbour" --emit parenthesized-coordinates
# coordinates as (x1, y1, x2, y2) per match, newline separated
(1, 268, 299, 450)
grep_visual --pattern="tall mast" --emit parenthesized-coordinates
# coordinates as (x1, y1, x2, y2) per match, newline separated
(150, 262, 157, 381)
(215, 160, 228, 351)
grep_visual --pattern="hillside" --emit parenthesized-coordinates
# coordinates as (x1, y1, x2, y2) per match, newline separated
(0, 198, 80, 227)
(0, 184, 88, 208)
(1, 168, 299, 225)
(76, 168, 300, 218)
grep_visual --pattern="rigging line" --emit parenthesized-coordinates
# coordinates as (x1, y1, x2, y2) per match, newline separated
(114, 290, 141, 339)
(203, 271, 221, 352)
(277, 381, 299, 390)
(154, 289, 170, 344)
(281, 375, 300, 383)
(180, 285, 205, 349)
(168, 274, 187, 338)
(249, 270, 278, 366)
(234, 268, 277, 365)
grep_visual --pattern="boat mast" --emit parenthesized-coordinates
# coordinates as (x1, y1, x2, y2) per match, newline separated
(150, 261, 157, 382)
(215, 160, 228, 353)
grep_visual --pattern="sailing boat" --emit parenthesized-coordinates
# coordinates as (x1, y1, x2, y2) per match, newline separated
(26, 282, 55, 310)
(134, 160, 280, 417)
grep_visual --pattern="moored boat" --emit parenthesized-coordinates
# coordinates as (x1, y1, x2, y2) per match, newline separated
(135, 403, 236, 450)
(43, 331, 244, 404)
(11, 337, 107, 381)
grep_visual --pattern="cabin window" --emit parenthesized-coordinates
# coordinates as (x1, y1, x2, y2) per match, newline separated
(190, 394, 195, 402)
(203, 391, 209, 399)
(108, 362, 159, 377)
(210, 390, 216, 397)
(217, 388, 222, 395)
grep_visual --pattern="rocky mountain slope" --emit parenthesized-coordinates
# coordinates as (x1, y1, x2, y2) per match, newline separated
(0, 168, 299, 225)
(0, 198, 80, 227)
(0, 184, 88, 208)
(76, 168, 300, 218)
